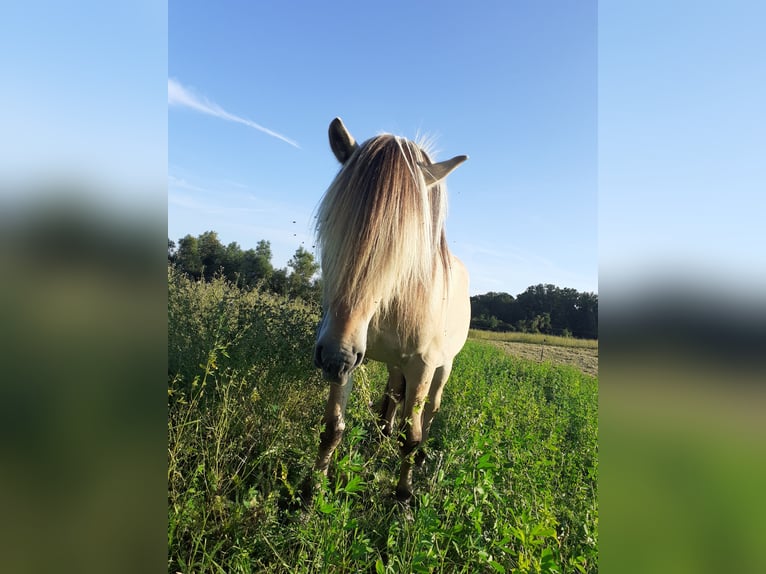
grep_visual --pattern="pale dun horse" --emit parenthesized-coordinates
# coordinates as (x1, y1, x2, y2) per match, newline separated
(306, 117, 470, 504)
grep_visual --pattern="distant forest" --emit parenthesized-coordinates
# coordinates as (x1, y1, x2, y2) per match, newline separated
(169, 231, 598, 340)
(471, 287, 598, 339)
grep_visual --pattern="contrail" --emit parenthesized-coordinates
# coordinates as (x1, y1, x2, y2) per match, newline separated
(168, 78, 300, 148)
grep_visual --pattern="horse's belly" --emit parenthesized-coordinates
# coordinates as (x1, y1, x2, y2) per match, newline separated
(364, 316, 468, 369)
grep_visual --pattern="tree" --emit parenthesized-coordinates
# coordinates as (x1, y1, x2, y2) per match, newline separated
(573, 292, 598, 339)
(287, 246, 320, 302)
(470, 284, 598, 338)
(168, 238, 176, 263)
(175, 234, 202, 279)
(240, 249, 258, 287)
(255, 239, 272, 262)
(197, 231, 226, 280)
(238, 240, 275, 288)
(269, 268, 289, 296)
(253, 240, 275, 282)
(531, 313, 552, 334)
(222, 241, 243, 282)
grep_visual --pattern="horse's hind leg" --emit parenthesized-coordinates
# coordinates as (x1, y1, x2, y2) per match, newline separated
(395, 362, 436, 503)
(414, 362, 452, 468)
(379, 366, 405, 437)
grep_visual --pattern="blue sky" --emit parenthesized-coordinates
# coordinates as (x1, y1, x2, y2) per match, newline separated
(168, 1, 597, 297)
(2, 1, 760, 301)
(599, 1, 766, 302)
(1, 1, 166, 207)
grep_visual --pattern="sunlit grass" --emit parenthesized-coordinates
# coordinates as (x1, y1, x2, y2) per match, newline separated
(469, 328, 599, 349)
(168, 267, 598, 573)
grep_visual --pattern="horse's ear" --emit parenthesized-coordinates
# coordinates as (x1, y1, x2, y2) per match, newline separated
(420, 155, 468, 186)
(329, 117, 358, 164)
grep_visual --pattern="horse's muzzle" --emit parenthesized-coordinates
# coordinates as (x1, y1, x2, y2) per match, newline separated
(314, 344, 364, 382)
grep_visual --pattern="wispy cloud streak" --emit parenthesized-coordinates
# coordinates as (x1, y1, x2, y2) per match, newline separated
(168, 78, 300, 148)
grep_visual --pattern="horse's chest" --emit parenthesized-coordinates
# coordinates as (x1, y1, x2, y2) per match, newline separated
(365, 324, 444, 368)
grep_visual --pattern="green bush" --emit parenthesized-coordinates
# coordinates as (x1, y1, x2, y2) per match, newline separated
(168, 265, 321, 389)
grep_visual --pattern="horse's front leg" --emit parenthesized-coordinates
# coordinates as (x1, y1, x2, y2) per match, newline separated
(315, 376, 354, 472)
(301, 376, 354, 504)
(395, 362, 436, 503)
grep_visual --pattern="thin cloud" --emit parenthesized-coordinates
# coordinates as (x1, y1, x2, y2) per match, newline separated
(168, 78, 300, 148)
(168, 174, 208, 193)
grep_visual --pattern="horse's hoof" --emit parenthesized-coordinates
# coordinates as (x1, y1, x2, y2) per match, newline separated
(395, 491, 414, 522)
(398, 501, 414, 522)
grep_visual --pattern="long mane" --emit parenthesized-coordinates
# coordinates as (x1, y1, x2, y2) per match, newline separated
(315, 134, 451, 341)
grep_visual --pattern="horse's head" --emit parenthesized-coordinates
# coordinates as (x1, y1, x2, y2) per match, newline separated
(313, 118, 467, 382)
(313, 301, 372, 383)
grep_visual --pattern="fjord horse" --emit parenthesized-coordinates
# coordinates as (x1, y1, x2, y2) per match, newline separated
(311, 117, 470, 503)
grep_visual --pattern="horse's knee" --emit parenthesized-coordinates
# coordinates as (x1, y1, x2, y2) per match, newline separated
(319, 417, 345, 450)
(399, 436, 421, 456)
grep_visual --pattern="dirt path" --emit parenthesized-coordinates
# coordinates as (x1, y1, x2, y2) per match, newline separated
(480, 340, 598, 378)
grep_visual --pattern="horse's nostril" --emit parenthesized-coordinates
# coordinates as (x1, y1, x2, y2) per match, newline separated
(354, 352, 364, 368)
(314, 345, 324, 368)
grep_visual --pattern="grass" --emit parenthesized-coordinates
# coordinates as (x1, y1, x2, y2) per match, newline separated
(168, 267, 598, 573)
(469, 329, 598, 349)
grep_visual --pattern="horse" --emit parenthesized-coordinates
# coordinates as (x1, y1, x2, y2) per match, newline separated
(309, 117, 470, 504)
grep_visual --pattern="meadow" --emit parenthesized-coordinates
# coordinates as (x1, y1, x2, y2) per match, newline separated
(467, 331, 598, 379)
(468, 330, 598, 350)
(168, 268, 598, 573)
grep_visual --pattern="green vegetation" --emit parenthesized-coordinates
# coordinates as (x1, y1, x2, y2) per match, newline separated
(168, 267, 598, 573)
(169, 232, 321, 302)
(471, 287, 598, 339)
(168, 232, 598, 341)
(470, 329, 599, 350)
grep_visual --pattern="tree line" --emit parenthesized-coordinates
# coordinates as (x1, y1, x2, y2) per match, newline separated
(168, 231, 321, 303)
(471, 285, 598, 339)
(168, 232, 598, 339)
